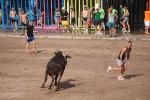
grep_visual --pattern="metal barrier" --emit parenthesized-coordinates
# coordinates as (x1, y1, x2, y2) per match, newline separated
(0, 0, 64, 29)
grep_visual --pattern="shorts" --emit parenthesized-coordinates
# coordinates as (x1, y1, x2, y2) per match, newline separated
(100, 18, 104, 23)
(145, 21, 150, 26)
(62, 20, 68, 26)
(120, 17, 124, 22)
(26, 37, 35, 43)
(87, 19, 92, 25)
(21, 22, 28, 26)
(124, 17, 129, 22)
(109, 22, 115, 28)
(12, 19, 16, 23)
(55, 18, 61, 23)
(83, 17, 87, 21)
(95, 20, 101, 25)
(71, 18, 75, 25)
(30, 19, 35, 22)
(117, 58, 126, 67)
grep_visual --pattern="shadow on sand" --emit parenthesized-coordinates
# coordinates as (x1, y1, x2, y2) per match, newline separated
(58, 79, 77, 91)
(124, 74, 143, 79)
(36, 50, 47, 53)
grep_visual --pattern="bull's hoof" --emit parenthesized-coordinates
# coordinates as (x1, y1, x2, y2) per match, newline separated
(54, 82, 57, 86)
(55, 89, 58, 91)
(41, 85, 45, 88)
(48, 87, 52, 89)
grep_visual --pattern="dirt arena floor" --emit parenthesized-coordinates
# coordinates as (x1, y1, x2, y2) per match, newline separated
(0, 36, 150, 100)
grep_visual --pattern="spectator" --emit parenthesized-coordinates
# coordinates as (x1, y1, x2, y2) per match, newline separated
(70, 7, 79, 32)
(144, 8, 150, 34)
(20, 10, 28, 35)
(0, 9, 2, 27)
(9, 7, 18, 31)
(61, 7, 69, 33)
(108, 8, 118, 37)
(120, 5, 126, 30)
(81, 5, 89, 33)
(98, 5, 105, 31)
(122, 6, 130, 33)
(38, 10, 44, 30)
(29, 8, 36, 32)
(54, 8, 61, 30)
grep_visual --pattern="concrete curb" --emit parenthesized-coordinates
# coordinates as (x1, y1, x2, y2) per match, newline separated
(0, 34, 150, 41)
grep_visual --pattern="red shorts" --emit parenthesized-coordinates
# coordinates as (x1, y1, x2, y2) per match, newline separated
(87, 20, 92, 25)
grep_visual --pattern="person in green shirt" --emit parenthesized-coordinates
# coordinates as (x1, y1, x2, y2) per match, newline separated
(98, 5, 105, 32)
(110, 6, 118, 14)
(120, 5, 126, 30)
(93, 8, 102, 35)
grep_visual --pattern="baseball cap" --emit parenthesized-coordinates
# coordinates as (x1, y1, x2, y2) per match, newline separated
(61, 7, 65, 10)
(120, 5, 123, 8)
(84, 5, 87, 8)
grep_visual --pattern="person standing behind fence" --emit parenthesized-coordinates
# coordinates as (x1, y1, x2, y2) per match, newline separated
(98, 5, 105, 32)
(29, 8, 36, 32)
(9, 7, 18, 31)
(0, 9, 2, 27)
(93, 8, 102, 35)
(108, 8, 118, 37)
(20, 10, 28, 35)
(81, 5, 89, 33)
(70, 8, 79, 32)
(144, 8, 150, 34)
(122, 6, 130, 33)
(120, 5, 126, 30)
(54, 8, 61, 30)
(61, 7, 69, 33)
(38, 10, 44, 30)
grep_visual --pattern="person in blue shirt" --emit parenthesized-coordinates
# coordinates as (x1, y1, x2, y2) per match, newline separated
(29, 8, 36, 32)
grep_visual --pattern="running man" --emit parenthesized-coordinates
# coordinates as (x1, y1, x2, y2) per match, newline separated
(9, 7, 18, 31)
(60, 7, 69, 33)
(122, 6, 130, 33)
(108, 8, 118, 37)
(70, 7, 79, 32)
(25, 21, 36, 54)
(20, 10, 28, 35)
(107, 41, 132, 80)
(144, 8, 150, 34)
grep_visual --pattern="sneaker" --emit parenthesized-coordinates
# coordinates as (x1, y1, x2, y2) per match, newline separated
(127, 30, 130, 33)
(122, 28, 125, 31)
(84, 29, 88, 34)
(107, 66, 112, 73)
(16, 28, 19, 31)
(33, 30, 37, 33)
(123, 30, 127, 33)
(95, 32, 98, 35)
(117, 76, 125, 80)
(97, 31, 103, 35)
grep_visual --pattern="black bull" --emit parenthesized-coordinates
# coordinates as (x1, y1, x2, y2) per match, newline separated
(41, 51, 71, 91)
